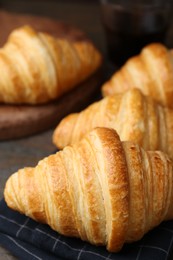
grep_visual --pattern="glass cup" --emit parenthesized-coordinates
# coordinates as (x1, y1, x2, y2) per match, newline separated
(100, 0, 173, 66)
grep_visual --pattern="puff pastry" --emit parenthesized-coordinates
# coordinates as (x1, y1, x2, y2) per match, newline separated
(4, 127, 173, 252)
(102, 43, 173, 108)
(53, 88, 173, 159)
(0, 25, 102, 104)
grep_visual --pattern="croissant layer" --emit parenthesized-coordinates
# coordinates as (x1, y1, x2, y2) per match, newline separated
(102, 43, 173, 108)
(4, 127, 173, 252)
(53, 88, 173, 159)
(0, 25, 102, 104)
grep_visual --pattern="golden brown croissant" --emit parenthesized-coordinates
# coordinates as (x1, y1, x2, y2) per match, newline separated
(102, 43, 173, 108)
(52, 88, 173, 159)
(4, 127, 173, 252)
(0, 25, 102, 104)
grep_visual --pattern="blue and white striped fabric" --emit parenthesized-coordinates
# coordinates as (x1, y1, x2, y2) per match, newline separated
(0, 199, 173, 260)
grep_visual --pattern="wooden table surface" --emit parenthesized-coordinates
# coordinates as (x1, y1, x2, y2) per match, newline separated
(0, 1, 173, 259)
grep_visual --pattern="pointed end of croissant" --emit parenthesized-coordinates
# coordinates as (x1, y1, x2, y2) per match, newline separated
(4, 167, 34, 214)
(53, 113, 79, 149)
(4, 169, 24, 213)
(4, 167, 46, 223)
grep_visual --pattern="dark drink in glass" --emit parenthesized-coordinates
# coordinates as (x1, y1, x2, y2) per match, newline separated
(100, 0, 173, 66)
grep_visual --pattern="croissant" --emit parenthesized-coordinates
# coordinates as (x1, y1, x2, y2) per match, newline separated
(102, 43, 173, 108)
(4, 127, 173, 252)
(52, 88, 173, 159)
(0, 25, 102, 104)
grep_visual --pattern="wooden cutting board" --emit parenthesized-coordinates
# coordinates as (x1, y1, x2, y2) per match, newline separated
(0, 10, 103, 140)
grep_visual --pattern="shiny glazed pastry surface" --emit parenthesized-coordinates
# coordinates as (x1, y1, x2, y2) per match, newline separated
(0, 25, 102, 104)
(53, 88, 173, 159)
(102, 43, 173, 108)
(4, 127, 173, 252)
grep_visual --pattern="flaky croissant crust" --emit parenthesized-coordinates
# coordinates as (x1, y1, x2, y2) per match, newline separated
(102, 43, 173, 108)
(0, 25, 102, 104)
(4, 127, 173, 252)
(52, 88, 173, 159)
